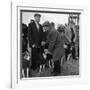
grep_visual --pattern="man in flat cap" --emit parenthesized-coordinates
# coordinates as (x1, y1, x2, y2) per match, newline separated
(28, 13, 43, 71)
(34, 13, 41, 17)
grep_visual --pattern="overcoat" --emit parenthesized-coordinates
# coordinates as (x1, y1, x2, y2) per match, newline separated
(28, 21, 43, 69)
(47, 28, 65, 62)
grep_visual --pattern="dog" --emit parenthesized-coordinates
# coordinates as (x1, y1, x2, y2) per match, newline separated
(61, 43, 73, 66)
(38, 48, 54, 73)
(22, 50, 31, 78)
(65, 43, 73, 61)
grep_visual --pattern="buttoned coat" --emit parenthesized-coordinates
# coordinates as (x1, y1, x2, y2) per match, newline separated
(28, 21, 43, 47)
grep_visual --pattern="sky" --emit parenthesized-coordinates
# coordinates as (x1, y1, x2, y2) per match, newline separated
(22, 12, 69, 29)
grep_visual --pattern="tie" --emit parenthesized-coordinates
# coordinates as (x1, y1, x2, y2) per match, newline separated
(37, 23, 39, 32)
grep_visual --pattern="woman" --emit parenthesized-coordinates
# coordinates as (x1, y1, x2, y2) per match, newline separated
(45, 22, 65, 75)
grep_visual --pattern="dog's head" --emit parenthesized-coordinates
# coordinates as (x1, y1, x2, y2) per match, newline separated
(23, 51, 31, 61)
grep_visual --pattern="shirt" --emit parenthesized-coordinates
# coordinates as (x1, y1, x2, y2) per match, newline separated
(35, 21, 40, 31)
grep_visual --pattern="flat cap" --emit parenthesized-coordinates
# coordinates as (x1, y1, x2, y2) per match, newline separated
(34, 13, 41, 17)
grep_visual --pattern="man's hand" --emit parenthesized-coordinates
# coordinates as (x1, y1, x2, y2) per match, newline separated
(41, 41, 46, 46)
(43, 53, 47, 59)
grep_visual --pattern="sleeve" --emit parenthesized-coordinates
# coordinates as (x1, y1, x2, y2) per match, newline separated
(28, 24, 33, 47)
(48, 32, 57, 52)
(63, 35, 71, 44)
(39, 25, 44, 45)
(73, 27, 77, 42)
(40, 26, 44, 41)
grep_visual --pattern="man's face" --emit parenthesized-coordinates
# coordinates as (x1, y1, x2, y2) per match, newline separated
(34, 16, 40, 23)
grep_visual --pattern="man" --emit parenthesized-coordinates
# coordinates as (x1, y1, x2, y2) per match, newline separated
(22, 23, 28, 53)
(28, 14, 43, 70)
(69, 21, 77, 60)
(41, 21, 50, 48)
(22, 23, 29, 77)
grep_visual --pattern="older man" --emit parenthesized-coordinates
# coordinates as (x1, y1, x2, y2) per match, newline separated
(28, 14, 43, 70)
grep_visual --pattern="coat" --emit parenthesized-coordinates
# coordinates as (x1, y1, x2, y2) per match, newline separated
(28, 21, 43, 47)
(22, 24, 28, 53)
(47, 28, 65, 62)
(28, 21, 43, 69)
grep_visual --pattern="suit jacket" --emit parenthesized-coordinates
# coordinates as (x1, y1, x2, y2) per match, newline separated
(28, 21, 43, 47)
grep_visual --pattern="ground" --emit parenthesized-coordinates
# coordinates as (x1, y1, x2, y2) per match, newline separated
(61, 59, 79, 75)
(28, 58, 79, 78)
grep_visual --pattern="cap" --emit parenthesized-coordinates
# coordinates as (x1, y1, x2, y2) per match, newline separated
(34, 13, 41, 17)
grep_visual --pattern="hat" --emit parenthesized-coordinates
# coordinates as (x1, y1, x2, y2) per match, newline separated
(43, 21, 50, 27)
(34, 13, 41, 17)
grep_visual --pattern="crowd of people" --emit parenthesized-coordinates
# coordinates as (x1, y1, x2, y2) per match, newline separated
(21, 13, 79, 78)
